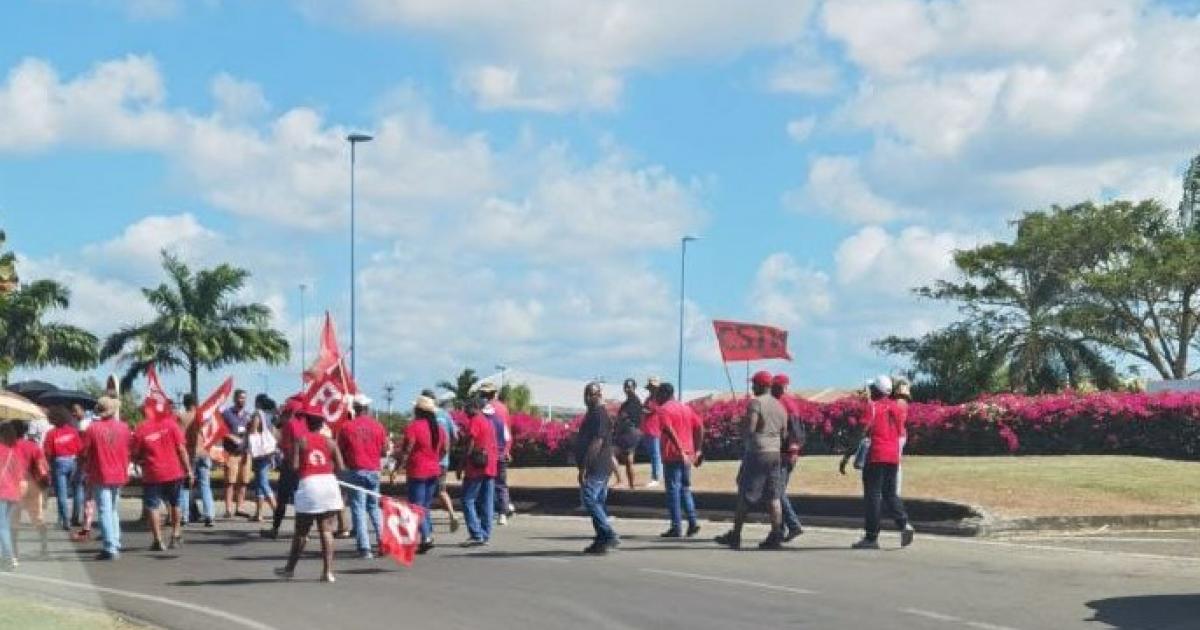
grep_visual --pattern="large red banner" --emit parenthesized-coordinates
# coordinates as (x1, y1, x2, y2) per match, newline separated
(713, 320, 792, 362)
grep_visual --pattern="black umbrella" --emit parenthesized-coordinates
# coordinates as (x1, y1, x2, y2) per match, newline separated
(35, 389, 97, 410)
(6, 380, 59, 399)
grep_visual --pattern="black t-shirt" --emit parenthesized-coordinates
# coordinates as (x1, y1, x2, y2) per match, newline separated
(576, 405, 613, 477)
(617, 396, 643, 433)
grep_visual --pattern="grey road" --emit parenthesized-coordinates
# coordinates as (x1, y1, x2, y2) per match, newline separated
(1, 501, 1197, 630)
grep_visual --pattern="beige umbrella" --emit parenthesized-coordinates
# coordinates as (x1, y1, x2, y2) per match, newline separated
(0, 390, 46, 422)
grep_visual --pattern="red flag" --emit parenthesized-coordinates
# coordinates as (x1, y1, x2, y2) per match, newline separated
(196, 377, 234, 454)
(301, 360, 356, 428)
(712, 320, 792, 362)
(305, 312, 342, 384)
(379, 497, 425, 566)
(141, 363, 172, 422)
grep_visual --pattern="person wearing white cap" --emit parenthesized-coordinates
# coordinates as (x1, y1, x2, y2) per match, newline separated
(335, 393, 388, 559)
(839, 375, 914, 550)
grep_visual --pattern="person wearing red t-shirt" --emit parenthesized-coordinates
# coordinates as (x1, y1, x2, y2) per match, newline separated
(336, 395, 388, 559)
(0, 423, 28, 571)
(44, 407, 83, 532)
(264, 396, 307, 540)
(133, 407, 192, 552)
(457, 398, 498, 546)
(656, 383, 703, 538)
(398, 396, 448, 553)
(839, 376, 914, 550)
(640, 377, 663, 487)
(771, 374, 805, 542)
(7, 419, 49, 560)
(80, 397, 133, 561)
(276, 404, 346, 584)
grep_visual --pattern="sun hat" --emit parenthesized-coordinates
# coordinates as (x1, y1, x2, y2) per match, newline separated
(477, 381, 498, 394)
(96, 396, 120, 417)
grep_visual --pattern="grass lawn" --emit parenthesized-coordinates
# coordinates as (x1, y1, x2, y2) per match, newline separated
(0, 594, 148, 629)
(505, 456, 1200, 518)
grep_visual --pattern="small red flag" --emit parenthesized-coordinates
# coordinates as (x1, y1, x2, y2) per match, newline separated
(142, 363, 172, 423)
(712, 320, 792, 362)
(379, 497, 425, 566)
(196, 377, 234, 454)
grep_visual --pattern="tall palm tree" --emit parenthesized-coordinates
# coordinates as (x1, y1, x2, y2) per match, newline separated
(437, 368, 479, 408)
(0, 231, 98, 384)
(101, 252, 290, 399)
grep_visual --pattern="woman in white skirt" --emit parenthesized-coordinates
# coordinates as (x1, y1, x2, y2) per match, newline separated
(275, 404, 345, 583)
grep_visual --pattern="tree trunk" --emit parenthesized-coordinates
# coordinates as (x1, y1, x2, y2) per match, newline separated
(189, 362, 199, 401)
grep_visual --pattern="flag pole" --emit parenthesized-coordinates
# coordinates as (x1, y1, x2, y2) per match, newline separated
(722, 360, 737, 398)
(745, 361, 750, 396)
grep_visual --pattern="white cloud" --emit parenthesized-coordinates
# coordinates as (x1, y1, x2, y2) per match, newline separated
(82, 213, 220, 275)
(834, 225, 981, 295)
(768, 43, 841, 95)
(211, 73, 269, 121)
(790, 155, 911, 223)
(785, 116, 816, 143)
(749, 253, 833, 329)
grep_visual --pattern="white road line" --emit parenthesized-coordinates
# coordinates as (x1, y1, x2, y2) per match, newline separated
(0, 573, 278, 630)
(928, 536, 1200, 563)
(522, 557, 571, 563)
(965, 622, 1021, 630)
(900, 607, 1021, 630)
(639, 568, 816, 595)
(1005, 536, 1193, 544)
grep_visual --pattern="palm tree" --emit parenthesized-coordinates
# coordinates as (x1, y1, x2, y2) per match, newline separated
(0, 231, 98, 384)
(101, 252, 290, 399)
(437, 368, 479, 408)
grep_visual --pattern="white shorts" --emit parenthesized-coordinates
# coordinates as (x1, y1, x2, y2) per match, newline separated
(293, 474, 344, 515)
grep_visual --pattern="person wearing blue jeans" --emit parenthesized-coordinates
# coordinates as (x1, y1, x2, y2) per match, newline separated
(50, 457, 78, 531)
(95, 485, 123, 558)
(643, 436, 663, 484)
(406, 478, 438, 545)
(577, 382, 619, 554)
(664, 462, 699, 535)
(341, 469, 382, 557)
(461, 477, 495, 543)
(193, 456, 214, 527)
(0, 500, 14, 570)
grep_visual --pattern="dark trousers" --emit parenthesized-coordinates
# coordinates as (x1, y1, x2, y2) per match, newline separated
(863, 462, 908, 540)
(494, 460, 510, 514)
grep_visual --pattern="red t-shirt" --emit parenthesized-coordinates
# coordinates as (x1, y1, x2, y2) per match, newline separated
(44, 425, 83, 459)
(83, 418, 133, 486)
(298, 434, 335, 479)
(491, 400, 512, 455)
(0, 442, 24, 501)
(17, 439, 48, 483)
(659, 401, 700, 463)
(133, 418, 186, 483)
(336, 415, 388, 471)
(279, 417, 309, 457)
(464, 414, 498, 479)
(642, 400, 662, 437)
(866, 399, 904, 465)
(404, 419, 447, 480)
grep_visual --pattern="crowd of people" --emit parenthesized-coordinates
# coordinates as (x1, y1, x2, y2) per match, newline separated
(0, 371, 915, 579)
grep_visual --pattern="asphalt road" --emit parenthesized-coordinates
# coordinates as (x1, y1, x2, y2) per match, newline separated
(1, 500, 1198, 630)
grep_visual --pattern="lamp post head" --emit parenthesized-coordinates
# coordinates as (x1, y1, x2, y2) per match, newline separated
(347, 133, 374, 143)
(682, 235, 699, 244)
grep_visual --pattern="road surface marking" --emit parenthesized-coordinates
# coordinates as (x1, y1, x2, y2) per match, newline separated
(900, 607, 1021, 630)
(639, 568, 816, 595)
(1005, 536, 1193, 544)
(0, 573, 278, 630)
(931, 536, 1200, 563)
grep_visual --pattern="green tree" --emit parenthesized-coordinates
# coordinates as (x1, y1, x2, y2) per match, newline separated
(874, 323, 1007, 404)
(437, 368, 479, 408)
(100, 252, 290, 399)
(499, 382, 534, 414)
(0, 231, 98, 384)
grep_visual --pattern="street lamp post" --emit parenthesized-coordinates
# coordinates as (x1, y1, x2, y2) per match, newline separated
(347, 132, 374, 377)
(678, 236, 699, 400)
(299, 283, 308, 370)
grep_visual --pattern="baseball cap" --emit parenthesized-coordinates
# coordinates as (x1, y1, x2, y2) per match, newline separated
(751, 371, 773, 387)
(771, 373, 790, 387)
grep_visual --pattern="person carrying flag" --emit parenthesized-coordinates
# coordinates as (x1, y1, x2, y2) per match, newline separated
(80, 397, 132, 561)
(458, 397, 498, 546)
(276, 403, 346, 583)
(132, 403, 192, 551)
(398, 395, 447, 554)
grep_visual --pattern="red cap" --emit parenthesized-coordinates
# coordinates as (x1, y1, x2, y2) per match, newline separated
(772, 373, 790, 387)
(297, 401, 326, 421)
(280, 395, 304, 415)
(751, 371, 773, 387)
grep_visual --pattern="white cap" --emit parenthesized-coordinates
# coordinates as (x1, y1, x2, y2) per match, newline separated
(870, 375, 893, 395)
(353, 393, 372, 406)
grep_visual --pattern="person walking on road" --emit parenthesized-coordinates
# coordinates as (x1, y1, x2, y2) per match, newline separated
(458, 398, 498, 546)
(8, 419, 49, 560)
(840, 376, 915, 550)
(337, 395, 388, 559)
(68, 403, 96, 537)
(398, 396, 448, 554)
(716, 371, 788, 550)
(176, 395, 198, 525)
(264, 396, 306, 539)
(132, 404, 192, 551)
(44, 407, 83, 532)
(641, 377, 663, 487)
(220, 390, 253, 519)
(771, 373, 805, 541)
(0, 423, 26, 571)
(577, 382, 619, 554)
(656, 383, 703, 539)
(183, 395, 217, 528)
(80, 397, 132, 561)
(478, 382, 514, 524)
(423, 390, 460, 533)
(276, 404, 346, 583)
(614, 379, 643, 490)
(244, 411, 278, 524)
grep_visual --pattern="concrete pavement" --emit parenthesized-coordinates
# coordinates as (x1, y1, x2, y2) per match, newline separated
(1, 500, 1198, 630)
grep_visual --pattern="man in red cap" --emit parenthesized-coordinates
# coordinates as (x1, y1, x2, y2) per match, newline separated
(771, 373, 804, 541)
(716, 371, 788, 549)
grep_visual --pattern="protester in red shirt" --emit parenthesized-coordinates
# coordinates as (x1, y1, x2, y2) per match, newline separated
(0, 423, 27, 571)
(80, 397, 133, 561)
(133, 407, 192, 552)
(641, 377, 663, 487)
(44, 407, 83, 532)
(264, 396, 307, 539)
(478, 382, 515, 524)
(7, 419, 49, 560)
(277, 403, 346, 584)
(457, 398, 498, 546)
(839, 376, 914, 550)
(656, 383, 703, 538)
(771, 374, 805, 541)
(336, 395, 388, 558)
(398, 396, 448, 553)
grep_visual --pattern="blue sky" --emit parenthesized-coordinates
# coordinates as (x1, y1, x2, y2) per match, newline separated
(3, 0, 1199, 405)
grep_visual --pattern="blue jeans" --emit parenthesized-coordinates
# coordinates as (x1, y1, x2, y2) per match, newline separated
(0, 501, 14, 561)
(406, 477, 438, 542)
(462, 477, 495, 542)
(341, 469, 382, 552)
(580, 474, 616, 544)
(193, 457, 214, 521)
(664, 462, 697, 531)
(643, 436, 663, 481)
(95, 485, 123, 556)
(51, 457, 78, 529)
(252, 457, 274, 499)
(781, 464, 801, 531)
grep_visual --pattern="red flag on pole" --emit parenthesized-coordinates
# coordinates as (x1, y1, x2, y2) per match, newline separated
(305, 312, 342, 385)
(142, 363, 172, 422)
(379, 497, 425, 566)
(196, 377, 234, 455)
(712, 320, 792, 362)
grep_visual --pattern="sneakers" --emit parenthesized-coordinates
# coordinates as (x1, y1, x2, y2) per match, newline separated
(851, 537, 880, 550)
(95, 551, 117, 561)
(321, 573, 336, 584)
(149, 540, 166, 552)
(418, 540, 435, 555)
(659, 529, 682, 539)
(496, 514, 508, 526)
(714, 531, 741, 549)
(758, 531, 784, 550)
(582, 541, 609, 555)
(901, 526, 916, 548)
(645, 480, 660, 488)
(273, 567, 294, 580)
(506, 505, 516, 518)
(168, 536, 183, 550)
(784, 525, 804, 542)
(686, 523, 702, 538)
(358, 549, 375, 560)
(460, 538, 485, 548)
